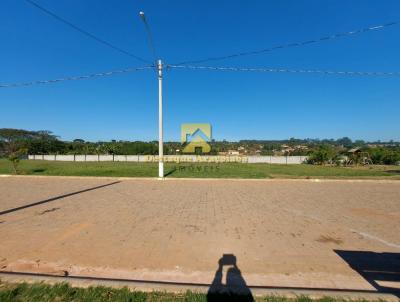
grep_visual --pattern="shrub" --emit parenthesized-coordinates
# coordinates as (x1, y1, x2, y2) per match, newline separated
(306, 145, 338, 165)
(8, 148, 28, 174)
(369, 148, 400, 165)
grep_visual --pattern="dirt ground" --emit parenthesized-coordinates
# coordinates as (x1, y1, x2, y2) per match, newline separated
(0, 176, 399, 293)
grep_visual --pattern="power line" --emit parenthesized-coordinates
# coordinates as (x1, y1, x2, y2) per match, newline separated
(0, 66, 154, 88)
(167, 64, 400, 77)
(24, 0, 151, 64)
(174, 21, 400, 65)
(2, 64, 399, 89)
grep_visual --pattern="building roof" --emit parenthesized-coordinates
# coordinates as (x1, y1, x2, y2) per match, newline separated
(348, 147, 361, 153)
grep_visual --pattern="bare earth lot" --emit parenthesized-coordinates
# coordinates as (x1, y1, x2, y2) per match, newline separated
(0, 176, 399, 293)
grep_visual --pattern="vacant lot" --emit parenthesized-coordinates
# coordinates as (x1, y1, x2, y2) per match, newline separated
(1, 159, 400, 179)
(0, 176, 399, 297)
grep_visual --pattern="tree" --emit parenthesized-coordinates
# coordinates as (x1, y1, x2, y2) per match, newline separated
(8, 148, 28, 174)
(0, 128, 62, 155)
(0, 128, 33, 156)
(336, 137, 353, 148)
(369, 148, 400, 165)
(354, 140, 365, 147)
(0, 129, 65, 173)
(0, 129, 33, 162)
(73, 139, 85, 143)
(307, 145, 338, 165)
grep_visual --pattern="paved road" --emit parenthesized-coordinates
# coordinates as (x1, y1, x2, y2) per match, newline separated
(0, 176, 399, 293)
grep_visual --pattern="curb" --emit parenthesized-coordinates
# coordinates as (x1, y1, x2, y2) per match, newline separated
(0, 272, 398, 301)
(0, 174, 400, 183)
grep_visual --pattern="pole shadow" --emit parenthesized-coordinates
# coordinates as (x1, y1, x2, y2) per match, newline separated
(207, 254, 254, 301)
(335, 250, 400, 297)
(0, 181, 121, 216)
(164, 166, 177, 177)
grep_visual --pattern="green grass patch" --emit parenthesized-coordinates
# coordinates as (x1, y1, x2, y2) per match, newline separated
(0, 159, 399, 179)
(0, 282, 381, 302)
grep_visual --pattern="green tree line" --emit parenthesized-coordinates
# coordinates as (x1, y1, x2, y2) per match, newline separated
(1, 128, 399, 165)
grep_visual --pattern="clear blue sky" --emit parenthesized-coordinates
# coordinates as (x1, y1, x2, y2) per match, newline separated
(1, 0, 399, 142)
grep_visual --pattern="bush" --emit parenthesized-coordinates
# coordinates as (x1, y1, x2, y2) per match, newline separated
(369, 148, 400, 165)
(306, 145, 339, 165)
(8, 148, 28, 174)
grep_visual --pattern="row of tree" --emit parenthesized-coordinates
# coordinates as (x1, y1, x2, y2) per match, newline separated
(1, 128, 400, 165)
(306, 145, 400, 165)
(239, 137, 398, 148)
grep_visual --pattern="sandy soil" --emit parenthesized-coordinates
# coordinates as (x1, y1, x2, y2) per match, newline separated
(0, 176, 399, 292)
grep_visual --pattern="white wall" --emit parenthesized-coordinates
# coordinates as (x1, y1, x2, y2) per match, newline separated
(28, 155, 307, 164)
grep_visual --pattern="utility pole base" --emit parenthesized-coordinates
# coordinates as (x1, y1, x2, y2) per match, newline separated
(158, 162, 164, 179)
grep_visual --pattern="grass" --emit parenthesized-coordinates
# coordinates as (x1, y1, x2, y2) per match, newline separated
(0, 282, 195, 302)
(0, 159, 399, 179)
(0, 282, 381, 302)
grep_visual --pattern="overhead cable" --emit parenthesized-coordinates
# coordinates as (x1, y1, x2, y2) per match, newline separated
(0, 66, 154, 88)
(24, 0, 151, 63)
(167, 64, 400, 77)
(174, 21, 399, 65)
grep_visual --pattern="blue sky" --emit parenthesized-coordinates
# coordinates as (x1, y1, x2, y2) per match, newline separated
(0, 0, 399, 142)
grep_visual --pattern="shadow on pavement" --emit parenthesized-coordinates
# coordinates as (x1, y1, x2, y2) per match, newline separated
(0, 181, 121, 216)
(335, 250, 400, 297)
(207, 254, 254, 301)
(385, 170, 400, 174)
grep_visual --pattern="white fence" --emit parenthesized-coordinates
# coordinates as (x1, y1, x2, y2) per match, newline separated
(247, 155, 307, 164)
(28, 154, 307, 164)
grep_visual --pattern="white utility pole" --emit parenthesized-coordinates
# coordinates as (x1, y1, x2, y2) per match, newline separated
(139, 12, 163, 178)
(157, 59, 164, 178)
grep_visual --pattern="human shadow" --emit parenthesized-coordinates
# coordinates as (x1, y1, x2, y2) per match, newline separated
(207, 254, 254, 302)
(335, 250, 400, 297)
